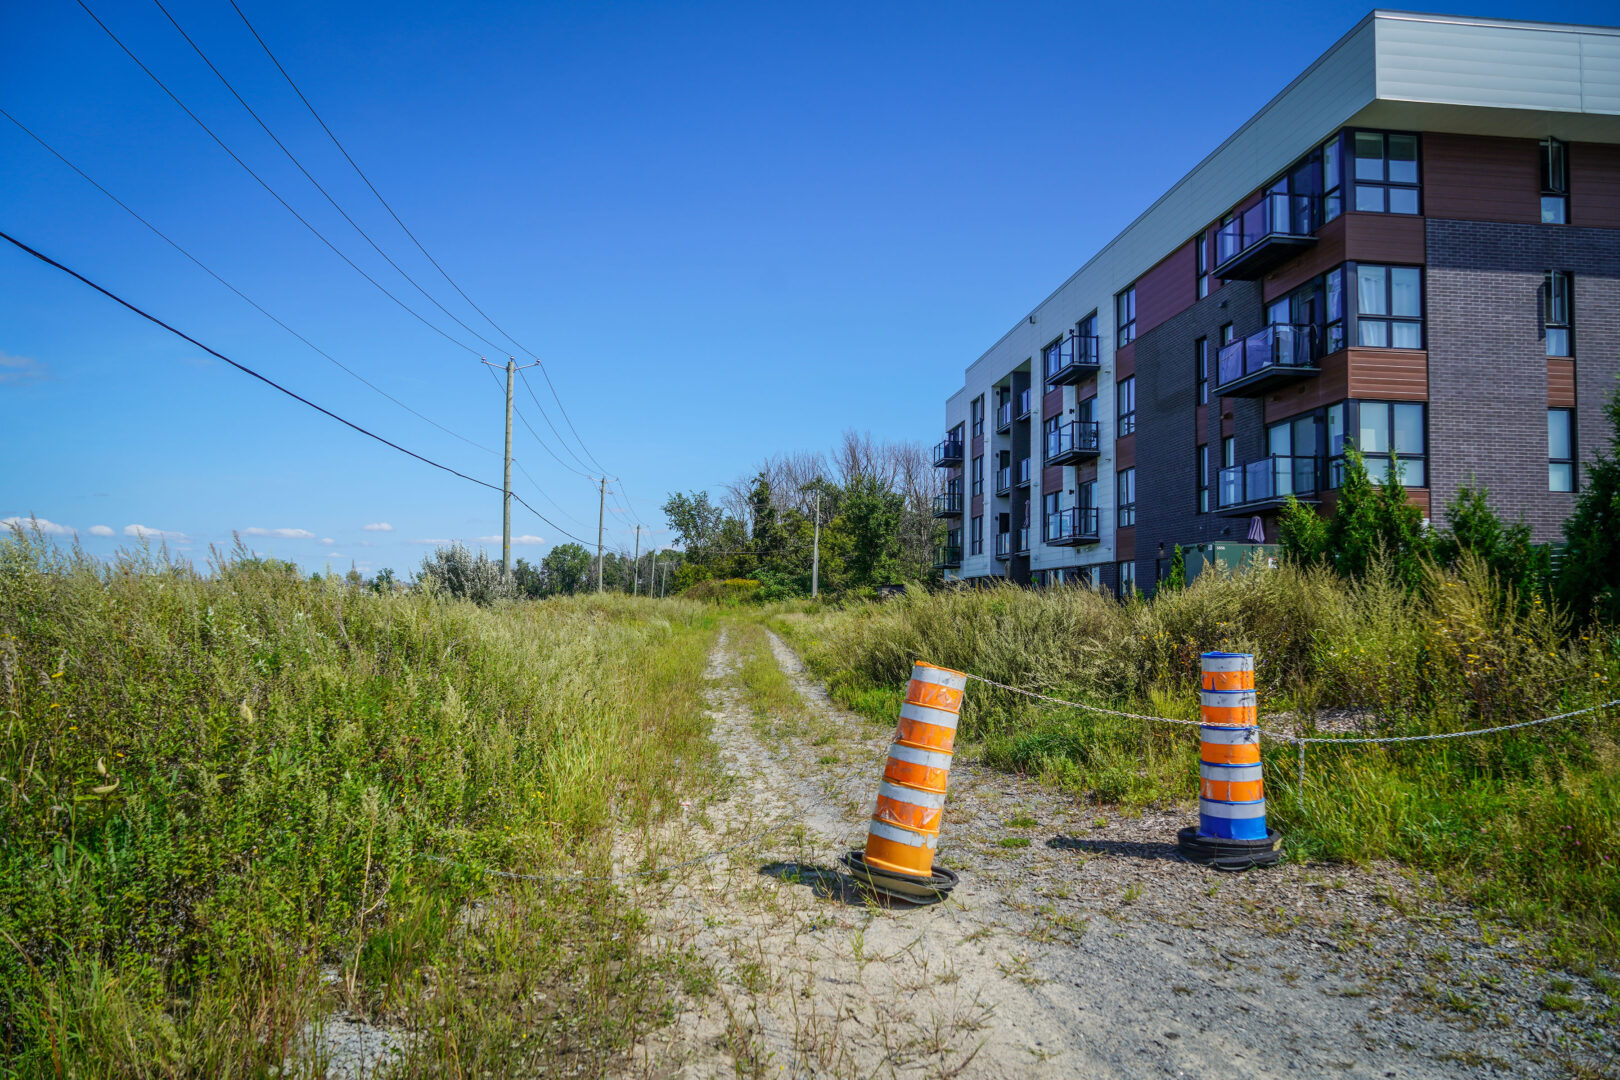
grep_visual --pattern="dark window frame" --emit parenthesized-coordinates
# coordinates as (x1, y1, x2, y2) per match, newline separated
(1350, 400, 1428, 488)
(1542, 137, 1569, 224)
(1549, 408, 1576, 492)
(1546, 271, 1574, 358)
(970, 514, 984, 555)
(1116, 376, 1136, 436)
(1354, 263, 1424, 349)
(1196, 336, 1210, 404)
(1195, 233, 1211, 299)
(1117, 467, 1136, 528)
(971, 395, 984, 437)
(1197, 443, 1209, 513)
(971, 454, 983, 497)
(1350, 130, 1421, 215)
(1116, 559, 1136, 598)
(1116, 287, 1137, 347)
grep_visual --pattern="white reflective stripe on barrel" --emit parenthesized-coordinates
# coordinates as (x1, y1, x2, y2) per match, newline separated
(1198, 798, 1267, 819)
(1200, 690, 1257, 708)
(876, 780, 947, 810)
(867, 819, 939, 848)
(1199, 763, 1263, 783)
(886, 743, 953, 770)
(1199, 654, 1254, 672)
(899, 701, 960, 731)
(1199, 725, 1260, 744)
(910, 664, 968, 692)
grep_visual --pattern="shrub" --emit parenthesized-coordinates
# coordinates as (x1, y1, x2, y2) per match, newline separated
(416, 542, 513, 605)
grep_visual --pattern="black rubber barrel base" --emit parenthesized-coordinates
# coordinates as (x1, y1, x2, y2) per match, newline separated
(841, 851, 960, 904)
(1177, 827, 1282, 871)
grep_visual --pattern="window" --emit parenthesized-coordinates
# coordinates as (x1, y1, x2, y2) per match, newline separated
(971, 395, 983, 437)
(1079, 478, 1096, 509)
(1326, 403, 1348, 487)
(971, 454, 983, 496)
(1196, 233, 1210, 299)
(1546, 272, 1573, 357)
(970, 514, 984, 555)
(1197, 444, 1210, 513)
(1324, 266, 1347, 353)
(1117, 559, 1136, 598)
(1542, 138, 1569, 224)
(1357, 401, 1426, 486)
(1356, 265, 1423, 348)
(1195, 337, 1210, 404)
(1220, 322, 1235, 346)
(1222, 436, 1235, 469)
(1267, 414, 1320, 459)
(1322, 134, 1344, 222)
(1352, 131, 1420, 214)
(1116, 287, 1136, 346)
(1549, 409, 1576, 492)
(1042, 336, 1064, 386)
(1077, 312, 1099, 363)
(1116, 376, 1135, 436)
(1077, 395, 1096, 425)
(1117, 467, 1136, 528)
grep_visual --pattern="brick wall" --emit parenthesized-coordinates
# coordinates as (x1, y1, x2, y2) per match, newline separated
(1425, 219, 1620, 543)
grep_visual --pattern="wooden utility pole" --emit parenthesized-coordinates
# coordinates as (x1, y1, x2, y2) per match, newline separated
(649, 547, 658, 600)
(811, 488, 821, 598)
(631, 525, 641, 594)
(481, 356, 539, 576)
(595, 476, 606, 593)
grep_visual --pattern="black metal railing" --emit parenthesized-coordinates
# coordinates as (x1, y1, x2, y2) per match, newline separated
(1045, 420, 1101, 462)
(1044, 506, 1100, 544)
(1217, 455, 1321, 510)
(1045, 333, 1102, 385)
(932, 490, 964, 516)
(1215, 192, 1317, 271)
(934, 544, 963, 568)
(994, 465, 1012, 494)
(996, 400, 1013, 431)
(1016, 388, 1033, 419)
(1216, 324, 1320, 391)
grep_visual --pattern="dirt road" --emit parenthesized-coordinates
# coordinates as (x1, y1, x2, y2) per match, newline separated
(618, 630, 1616, 1078)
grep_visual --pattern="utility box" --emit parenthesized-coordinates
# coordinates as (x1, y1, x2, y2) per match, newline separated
(1184, 543, 1279, 583)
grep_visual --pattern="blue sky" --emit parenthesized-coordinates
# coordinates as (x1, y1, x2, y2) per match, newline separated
(3, 1, 1612, 575)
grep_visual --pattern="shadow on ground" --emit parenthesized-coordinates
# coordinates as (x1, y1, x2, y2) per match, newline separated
(1047, 835, 1186, 862)
(761, 861, 942, 909)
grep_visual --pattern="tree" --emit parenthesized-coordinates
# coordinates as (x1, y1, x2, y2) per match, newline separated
(417, 544, 513, 605)
(1557, 389, 1620, 624)
(370, 567, 397, 593)
(1163, 544, 1187, 591)
(540, 543, 592, 595)
(1433, 483, 1549, 601)
(511, 557, 544, 598)
(1281, 448, 1428, 588)
(834, 474, 904, 589)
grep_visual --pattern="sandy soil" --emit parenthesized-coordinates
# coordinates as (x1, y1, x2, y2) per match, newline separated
(616, 630, 1617, 1079)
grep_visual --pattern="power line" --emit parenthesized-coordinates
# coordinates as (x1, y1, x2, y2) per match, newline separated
(482, 366, 595, 481)
(517, 366, 595, 474)
(0, 229, 594, 547)
(227, 0, 609, 475)
(0, 107, 496, 458)
(149, 0, 511, 358)
(74, 0, 484, 357)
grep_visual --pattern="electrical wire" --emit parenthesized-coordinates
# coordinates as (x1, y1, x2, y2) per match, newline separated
(0, 107, 496, 458)
(516, 366, 595, 474)
(0, 229, 595, 547)
(227, 0, 609, 474)
(481, 366, 596, 481)
(74, 0, 485, 357)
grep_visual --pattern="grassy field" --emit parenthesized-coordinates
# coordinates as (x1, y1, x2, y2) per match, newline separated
(774, 561, 1620, 966)
(0, 534, 720, 1078)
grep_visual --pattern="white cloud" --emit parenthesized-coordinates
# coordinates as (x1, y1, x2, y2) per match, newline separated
(363, 522, 394, 532)
(0, 352, 49, 386)
(240, 527, 316, 540)
(125, 524, 188, 541)
(2, 515, 74, 535)
(88, 524, 115, 537)
(320, 537, 334, 545)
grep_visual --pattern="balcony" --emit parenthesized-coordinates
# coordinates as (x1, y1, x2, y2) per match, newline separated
(1016, 457, 1032, 487)
(1044, 506, 1100, 546)
(934, 544, 963, 569)
(1045, 420, 1101, 465)
(1215, 324, 1320, 398)
(933, 490, 964, 518)
(994, 532, 1011, 560)
(1015, 527, 1031, 554)
(995, 400, 1013, 432)
(1016, 388, 1033, 421)
(994, 465, 1012, 495)
(932, 437, 964, 468)
(1213, 192, 1318, 280)
(1217, 455, 1321, 514)
(1045, 333, 1102, 386)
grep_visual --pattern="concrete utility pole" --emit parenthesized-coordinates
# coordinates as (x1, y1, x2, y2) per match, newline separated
(631, 525, 641, 594)
(482, 356, 539, 576)
(811, 488, 821, 598)
(595, 476, 607, 593)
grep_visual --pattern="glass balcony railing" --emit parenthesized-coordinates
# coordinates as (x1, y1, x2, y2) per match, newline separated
(1215, 324, 1320, 396)
(994, 465, 1012, 494)
(933, 544, 963, 569)
(1015, 527, 1031, 554)
(1217, 455, 1321, 512)
(932, 490, 964, 517)
(1016, 457, 1032, 487)
(1045, 420, 1102, 463)
(1016, 388, 1033, 420)
(932, 437, 964, 467)
(1214, 192, 1319, 279)
(1044, 333, 1101, 385)
(1044, 507, 1100, 545)
(994, 532, 1011, 560)
(995, 401, 1013, 431)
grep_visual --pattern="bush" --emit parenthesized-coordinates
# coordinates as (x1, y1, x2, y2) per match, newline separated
(416, 542, 514, 605)
(682, 577, 762, 605)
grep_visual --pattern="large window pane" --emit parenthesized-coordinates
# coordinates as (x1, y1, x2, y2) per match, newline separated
(1395, 457, 1425, 487)
(1355, 185, 1386, 212)
(1389, 187, 1420, 214)
(1360, 404, 1391, 453)
(1293, 415, 1317, 454)
(1363, 456, 1389, 484)
(1326, 268, 1344, 321)
(1359, 320, 1389, 347)
(1551, 463, 1575, 492)
(1387, 135, 1419, 184)
(1327, 405, 1346, 456)
(1354, 132, 1385, 180)
(1391, 268, 1422, 316)
(1393, 403, 1425, 454)
(1391, 321, 1422, 349)
(1268, 423, 1290, 457)
(1357, 265, 1388, 315)
(1548, 409, 1573, 459)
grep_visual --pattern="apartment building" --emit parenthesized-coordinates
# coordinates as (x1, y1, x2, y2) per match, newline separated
(933, 10, 1620, 594)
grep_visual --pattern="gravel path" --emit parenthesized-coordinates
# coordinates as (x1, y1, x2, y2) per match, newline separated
(619, 629, 1618, 1079)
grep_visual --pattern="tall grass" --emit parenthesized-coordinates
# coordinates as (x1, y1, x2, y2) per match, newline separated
(776, 562, 1620, 960)
(0, 532, 720, 1076)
